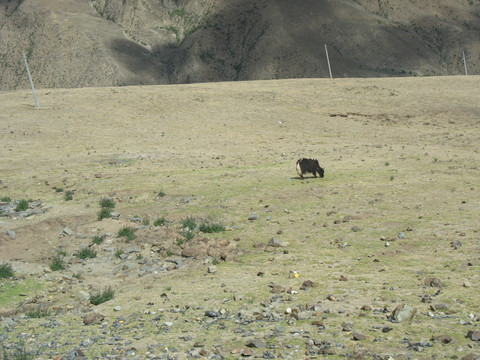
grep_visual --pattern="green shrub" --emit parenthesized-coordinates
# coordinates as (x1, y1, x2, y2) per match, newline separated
(1, 196, 12, 202)
(115, 248, 124, 259)
(98, 207, 111, 221)
(76, 247, 97, 259)
(199, 222, 225, 233)
(158, 190, 166, 197)
(181, 216, 197, 230)
(15, 199, 29, 212)
(90, 286, 115, 305)
(182, 229, 195, 241)
(64, 190, 74, 201)
(26, 306, 51, 318)
(0, 262, 14, 278)
(118, 226, 135, 242)
(55, 187, 64, 193)
(50, 256, 65, 271)
(99, 198, 115, 209)
(92, 235, 103, 245)
(153, 217, 167, 226)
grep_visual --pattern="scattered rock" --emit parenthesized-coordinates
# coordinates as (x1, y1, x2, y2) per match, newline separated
(351, 226, 361, 232)
(83, 312, 105, 325)
(268, 237, 289, 247)
(424, 277, 444, 288)
(431, 335, 453, 344)
(113, 306, 122, 311)
(6, 229, 15, 239)
(398, 232, 406, 239)
(352, 332, 367, 341)
(300, 280, 316, 290)
(248, 213, 259, 221)
(61, 227, 74, 236)
(467, 330, 480, 341)
(246, 339, 266, 349)
(208, 265, 217, 274)
(390, 304, 417, 323)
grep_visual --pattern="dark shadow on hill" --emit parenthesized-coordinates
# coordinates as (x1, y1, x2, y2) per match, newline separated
(110, 38, 168, 86)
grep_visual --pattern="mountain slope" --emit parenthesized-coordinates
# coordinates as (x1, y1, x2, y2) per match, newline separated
(0, 0, 478, 89)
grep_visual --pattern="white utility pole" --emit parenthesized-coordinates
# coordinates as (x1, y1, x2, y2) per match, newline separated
(23, 53, 39, 108)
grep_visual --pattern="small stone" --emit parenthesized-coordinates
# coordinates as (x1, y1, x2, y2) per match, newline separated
(360, 305, 372, 311)
(300, 280, 316, 290)
(352, 332, 367, 341)
(461, 354, 480, 360)
(205, 310, 220, 318)
(431, 335, 453, 344)
(391, 304, 417, 323)
(466, 330, 480, 341)
(339, 275, 348, 281)
(246, 339, 266, 349)
(164, 321, 173, 327)
(268, 237, 289, 247)
(113, 306, 122, 311)
(61, 227, 74, 236)
(208, 265, 217, 274)
(83, 312, 105, 325)
(424, 277, 443, 288)
(6, 230, 15, 239)
(241, 348, 252, 357)
(77, 290, 90, 302)
(248, 213, 259, 221)
(351, 226, 361, 232)
(463, 280, 472, 288)
(398, 232, 406, 239)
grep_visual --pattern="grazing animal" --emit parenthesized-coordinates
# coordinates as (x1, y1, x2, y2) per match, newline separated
(296, 158, 324, 179)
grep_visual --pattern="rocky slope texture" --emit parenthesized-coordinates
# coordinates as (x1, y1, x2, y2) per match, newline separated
(1, 0, 479, 87)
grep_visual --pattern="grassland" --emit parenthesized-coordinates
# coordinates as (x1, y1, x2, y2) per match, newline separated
(0, 76, 479, 359)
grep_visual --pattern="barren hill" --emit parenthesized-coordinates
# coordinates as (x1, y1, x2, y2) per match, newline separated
(1, 0, 479, 88)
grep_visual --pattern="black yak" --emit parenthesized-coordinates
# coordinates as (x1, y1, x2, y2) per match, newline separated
(296, 158, 324, 179)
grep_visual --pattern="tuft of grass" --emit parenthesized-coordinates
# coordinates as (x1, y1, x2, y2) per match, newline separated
(2, 340, 33, 360)
(15, 199, 29, 212)
(0, 196, 12, 202)
(76, 247, 97, 259)
(181, 216, 197, 230)
(26, 305, 51, 318)
(50, 256, 65, 271)
(98, 207, 111, 221)
(118, 226, 135, 242)
(90, 286, 115, 305)
(0, 262, 14, 279)
(199, 222, 226, 233)
(92, 235, 104, 245)
(182, 229, 195, 241)
(158, 190, 166, 197)
(142, 218, 150, 226)
(115, 248, 124, 259)
(153, 217, 167, 226)
(55, 187, 64, 192)
(99, 197, 115, 209)
(64, 190, 74, 201)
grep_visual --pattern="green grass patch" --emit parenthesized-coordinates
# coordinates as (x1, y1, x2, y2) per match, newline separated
(0, 262, 14, 278)
(90, 286, 115, 305)
(98, 207, 111, 221)
(115, 248, 124, 259)
(92, 235, 104, 245)
(50, 256, 65, 271)
(1, 196, 12, 202)
(153, 217, 167, 226)
(199, 222, 225, 233)
(26, 305, 51, 318)
(15, 199, 29, 212)
(0, 277, 44, 308)
(99, 197, 116, 209)
(181, 216, 197, 230)
(118, 226, 135, 242)
(76, 247, 97, 259)
(64, 190, 74, 201)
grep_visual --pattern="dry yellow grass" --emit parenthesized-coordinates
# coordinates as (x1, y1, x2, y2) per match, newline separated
(0, 76, 479, 358)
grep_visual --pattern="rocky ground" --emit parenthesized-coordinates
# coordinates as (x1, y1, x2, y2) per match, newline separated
(1, 77, 480, 359)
